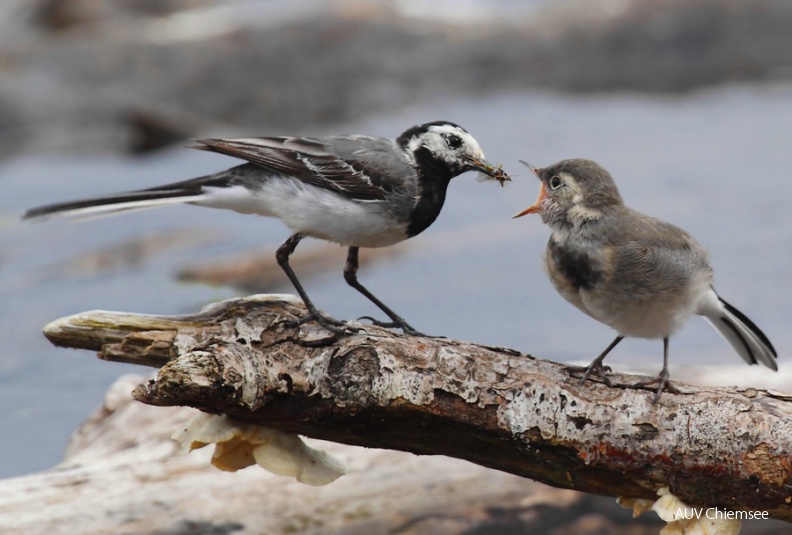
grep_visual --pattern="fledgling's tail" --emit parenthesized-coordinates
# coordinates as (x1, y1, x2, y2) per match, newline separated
(698, 288, 778, 370)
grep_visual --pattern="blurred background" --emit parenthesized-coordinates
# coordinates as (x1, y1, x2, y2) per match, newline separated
(1, 0, 791, 518)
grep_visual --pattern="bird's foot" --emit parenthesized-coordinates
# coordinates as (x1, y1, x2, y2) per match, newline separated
(357, 316, 442, 338)
(634, 370, 681, 403)
(566, 360, 612, 387)
(289, 312, 359, 336)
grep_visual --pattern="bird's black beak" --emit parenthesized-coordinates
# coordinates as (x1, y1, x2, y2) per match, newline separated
(466, 156, 511, 186)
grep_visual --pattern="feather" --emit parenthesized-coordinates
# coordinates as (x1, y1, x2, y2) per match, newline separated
(193, 137, 398, 201)
(698, 288, 777, 370)
(23, 190, 204, 220)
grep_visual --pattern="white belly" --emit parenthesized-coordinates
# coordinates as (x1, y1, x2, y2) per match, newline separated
(196, 181, 408, 248)
(578, 270, 711, 339)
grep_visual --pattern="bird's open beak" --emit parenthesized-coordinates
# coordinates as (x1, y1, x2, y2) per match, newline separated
(512, 182, 547, 218)
(467, 156, 511, 187)
(513, 160, 545, 218)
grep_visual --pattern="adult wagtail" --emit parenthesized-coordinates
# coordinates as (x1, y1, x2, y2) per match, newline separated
(25, 121, 510, 336)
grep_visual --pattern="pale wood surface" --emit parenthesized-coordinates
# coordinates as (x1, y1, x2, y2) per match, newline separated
(37, 294, 792, 523)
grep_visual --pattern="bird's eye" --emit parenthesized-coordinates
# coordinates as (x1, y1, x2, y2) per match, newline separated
(444, 134, 463, 150)
(549, 175, 563, 189)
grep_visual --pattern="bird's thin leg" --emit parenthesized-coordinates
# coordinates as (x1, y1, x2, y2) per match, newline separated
(343, 247, 430, 337)
(566, 335, 624, 387)
(343, 247, 407, 328)
(276, 233, 357, 335)
(634, 336, 681, 402)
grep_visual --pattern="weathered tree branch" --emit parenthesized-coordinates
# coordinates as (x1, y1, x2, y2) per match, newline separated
(3, 375, 663, 534)
(44, 294, 792, 521)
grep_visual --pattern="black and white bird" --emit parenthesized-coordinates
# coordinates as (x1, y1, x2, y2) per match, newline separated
(513, 158, 777, 400)
(24, 121, 509, 335)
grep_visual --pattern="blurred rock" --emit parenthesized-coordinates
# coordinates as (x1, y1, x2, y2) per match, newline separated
(176, 243, 403, 293)
(527, 0, 792, 92)
(31, 0, 219, 31)
(1, 0, 791, 158)
(125, 107, 202, 154)
(0, 91, 29, 159)
(35, 229, 221, 281)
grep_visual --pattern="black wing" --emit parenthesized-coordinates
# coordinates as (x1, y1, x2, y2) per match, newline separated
(193, 136, 410, 201)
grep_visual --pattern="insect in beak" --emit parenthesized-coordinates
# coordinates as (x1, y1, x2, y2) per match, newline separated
(468, 156, 511, 187)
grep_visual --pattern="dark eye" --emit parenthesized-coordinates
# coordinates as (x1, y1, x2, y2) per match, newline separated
(549, 175, 563, 189)
(444, 134, 463, 150)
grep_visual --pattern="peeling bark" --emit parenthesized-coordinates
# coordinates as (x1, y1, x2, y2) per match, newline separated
(0, 376, 670, 535)
(44, 294, 792, 522)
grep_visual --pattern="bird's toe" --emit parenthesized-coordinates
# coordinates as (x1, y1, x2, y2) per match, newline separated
(289, 313, 359, 336)
(566, 361, 613, 387)
(634, 371, 681, 403)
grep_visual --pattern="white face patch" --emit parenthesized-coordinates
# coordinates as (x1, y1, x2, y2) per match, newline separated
(565, 178, 603, 222)
(405, 124, 486, 167)
(568, 203, 604, 223)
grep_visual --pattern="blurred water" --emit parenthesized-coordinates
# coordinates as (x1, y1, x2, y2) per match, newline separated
(1, 84, 791, 478)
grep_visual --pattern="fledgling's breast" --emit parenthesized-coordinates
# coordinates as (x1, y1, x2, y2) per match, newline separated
(544, 237, 605, 317)
(547, 238, 604, 291)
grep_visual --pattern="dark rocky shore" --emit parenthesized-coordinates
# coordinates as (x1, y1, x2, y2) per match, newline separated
(0, 0, 791, 158)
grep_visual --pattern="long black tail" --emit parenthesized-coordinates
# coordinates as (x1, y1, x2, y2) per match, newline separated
(23, 189, 204, 220)
(701, 289, 778, 370)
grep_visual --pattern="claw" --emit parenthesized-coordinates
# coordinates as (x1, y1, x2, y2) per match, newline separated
(634, 370, 681, 403)
(356, 316, 441, 338)
(566, 361, 613, 387)
(288, 312, 359, 336)
(357, 316, 404, 329)
(566, 336, 623, 389)
(357, 315, 384, 325)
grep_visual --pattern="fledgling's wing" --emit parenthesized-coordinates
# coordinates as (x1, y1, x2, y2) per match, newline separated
(607, 212, 711, 296)
(193, 136, 414, 202)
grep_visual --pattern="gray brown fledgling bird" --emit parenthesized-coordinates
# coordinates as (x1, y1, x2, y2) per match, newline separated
(24, 121, 509, 336)
(513, 158, 777, 399)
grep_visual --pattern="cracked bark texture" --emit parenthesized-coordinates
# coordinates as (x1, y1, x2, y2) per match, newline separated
(44, 294, 792, 522)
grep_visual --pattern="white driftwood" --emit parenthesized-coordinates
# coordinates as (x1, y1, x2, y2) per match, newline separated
(0, 375, 616, 535)
(6, 293, 791, 533)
